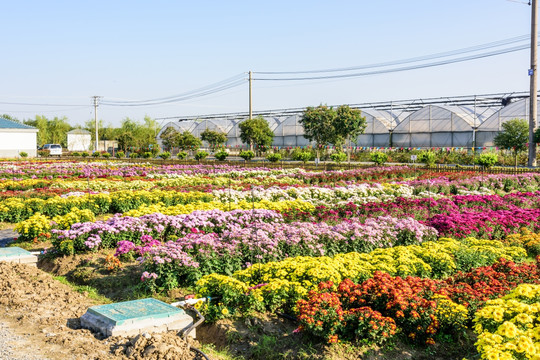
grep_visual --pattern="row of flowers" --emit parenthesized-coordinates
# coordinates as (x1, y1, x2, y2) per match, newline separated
(190, 236, 526, 316)
(294, 257, 540, 346)
(474, 283, 540, 360)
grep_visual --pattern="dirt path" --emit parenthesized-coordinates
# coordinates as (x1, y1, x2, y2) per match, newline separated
(0, 262, 198, 360)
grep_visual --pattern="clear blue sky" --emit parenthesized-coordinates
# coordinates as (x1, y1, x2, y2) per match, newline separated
(0, 0, 535, 127)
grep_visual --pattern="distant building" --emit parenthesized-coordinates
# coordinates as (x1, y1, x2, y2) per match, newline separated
(67, 129, 92, 152)
(0, 118, 38, 158)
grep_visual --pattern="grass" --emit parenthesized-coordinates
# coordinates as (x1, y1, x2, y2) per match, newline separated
(53, 275, 112, 304)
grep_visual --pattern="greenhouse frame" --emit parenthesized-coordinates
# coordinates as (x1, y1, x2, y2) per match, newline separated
(157, 93, 539, 150)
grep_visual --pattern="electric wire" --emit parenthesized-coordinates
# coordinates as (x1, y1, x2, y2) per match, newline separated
(255, 34, 531, 75)
(101, 73, 245, 106)
(253, 43, 531, 81)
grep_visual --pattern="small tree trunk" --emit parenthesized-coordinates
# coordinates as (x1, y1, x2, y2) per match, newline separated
(515, 151, 518, 169)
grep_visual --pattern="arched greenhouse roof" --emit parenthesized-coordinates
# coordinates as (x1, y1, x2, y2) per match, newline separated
(393, 105, 495, 134)
(479, 98, 540, 131)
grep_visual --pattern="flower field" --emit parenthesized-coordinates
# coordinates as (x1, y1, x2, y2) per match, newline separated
(3, 159, 540, 359)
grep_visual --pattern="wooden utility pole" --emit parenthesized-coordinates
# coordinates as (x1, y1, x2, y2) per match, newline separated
(92, 96, 101, 152)
(529, 0, 538, 167)
(249, 71, 253, 119)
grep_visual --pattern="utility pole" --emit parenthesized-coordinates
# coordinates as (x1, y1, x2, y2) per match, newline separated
(92, 96, 102, 152)
(249, 71, 253, 119)
(529, 0, 538, 167)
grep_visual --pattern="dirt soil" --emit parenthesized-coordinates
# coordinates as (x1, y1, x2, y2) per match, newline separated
(0, 262, 199, 360)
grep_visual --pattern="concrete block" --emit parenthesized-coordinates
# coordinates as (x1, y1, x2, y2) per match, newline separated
(80, 298, 194, 338)
(0, 247, 37, 266)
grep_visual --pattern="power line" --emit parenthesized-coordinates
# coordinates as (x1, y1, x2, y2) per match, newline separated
(101, 73, 245, 106)
(255, 34, 531, 75)
(253, 44, 531, 81)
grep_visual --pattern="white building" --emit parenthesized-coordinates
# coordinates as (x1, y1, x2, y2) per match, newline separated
(0, 118, 38, 158)
(67, 129, 92, 152)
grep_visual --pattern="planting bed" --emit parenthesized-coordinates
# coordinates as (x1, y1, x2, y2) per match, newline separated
(1, 160, 540, 359)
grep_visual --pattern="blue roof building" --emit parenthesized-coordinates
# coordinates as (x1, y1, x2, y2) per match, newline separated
(0, 118, 38, 158)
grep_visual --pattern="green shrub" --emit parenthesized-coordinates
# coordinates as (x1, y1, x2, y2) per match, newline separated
(142, 152, 153, 159)
(19, 152, 28, 158)
(330, 152, 347, 163)
(92, 152, 101, 158)
(370, 151, 388, 166)
(81, 152, 89, 158)
(266, 153, 282, 163)
(214, 150, 229, 161)
(176, 151, 188, 160)
(239, 150, 255, 161)
(129, 152, 139, 159)
(158, 152, 171, 160)
(102, 152, 111, 159)
(71, 152, 81, 157)
(195, 151, 209, 161)
(418, 151, 437, 166)
(476, 152, 498, 169)
(115, 151, 125, 159)
(292, 150, 313, 163)
(38, 150, 49, 157)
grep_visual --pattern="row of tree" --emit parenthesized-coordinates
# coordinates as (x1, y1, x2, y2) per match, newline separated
(3, 114, 160, 152)
(159, 105, 367, 155)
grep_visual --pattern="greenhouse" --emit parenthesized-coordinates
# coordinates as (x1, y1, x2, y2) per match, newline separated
(392, 105, 495, 148)
(476, 98, 540, 147)
(354, 109, 405, 147)
(157, 93, 540, 150)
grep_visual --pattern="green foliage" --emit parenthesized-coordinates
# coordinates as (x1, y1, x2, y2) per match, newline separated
(238, 116, 274, 150)
(330, 152, 347, 163)
(38, 150, 48, 157)
(214, 150, 229, 161)
(201, 129, 228, 150)
(110, 116, 159, 153)
(24, 115, 72, 147)
(239, 150, 255, 161)
(370, 151, 388, 166)
(266, 153, 282, 163)
(158, 152, 171, 160)
(92, 152, 101, 158)
(418, 151, 437, 166)
(19, 152, 28, 158)
(195, 150, 209, 161)
(115, 151, 125, 158)
(81, 152, 89, 158)
(293, 150, 314, 164)
(176, 151, 188, 160)
(102, 152, 111, 159)
(476, 152, 498, 168)
(129, 152, 139, 159)
(301, 105, 366, 150)
(142, 152, 153, 159)
(494, 118, 529, 153)
(71, 152, 81, 157)
(494, 118, 529, 167)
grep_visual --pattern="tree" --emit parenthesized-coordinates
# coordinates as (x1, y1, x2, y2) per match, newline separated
(176, 131, 202, 151)
(238, 116, 274, 151)
(494, 118, 529, 168)
(24, 115, 72, 147)
(160, 127, 180, 150)
(301, 105, 366, 160)
(200, 129, 228, 150)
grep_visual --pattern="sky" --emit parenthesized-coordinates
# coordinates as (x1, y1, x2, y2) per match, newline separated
(0, 0, 536, 128)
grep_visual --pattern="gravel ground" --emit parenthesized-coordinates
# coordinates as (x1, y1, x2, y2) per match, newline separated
(0, 322, 48, 360)
(1, 230, 48, 360)
(0, 229, 16, 247)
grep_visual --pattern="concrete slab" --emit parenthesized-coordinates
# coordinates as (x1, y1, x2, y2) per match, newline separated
(80, 298, 194, 337)
(0, 247, 37, 266)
